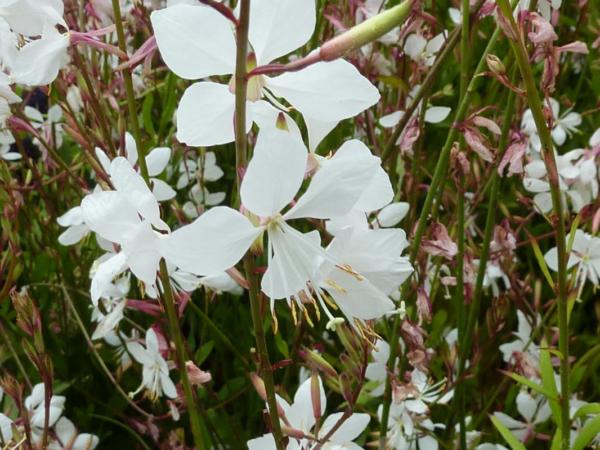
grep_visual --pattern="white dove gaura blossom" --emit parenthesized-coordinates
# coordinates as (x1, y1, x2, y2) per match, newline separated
(493, 391, 551, 442)
(57, 206, 90, 245)
(248, 376, 370, 450)
(498, 310, 540, 365)
(128, 328, 177, 400)
(48, 417, 100, 450)
(81, 156, 170, 301)
(521, 98, 581, 153)
(366, 339, 393, 396)
(25, 383, 66, 430)
(545, 229, 600, 287)
(403, 32, 447, 67)
(96, 133, 176, 202)
(523, 150, 596, 213)
(160, 127, 392, 323)
(151, 0, 380, 149)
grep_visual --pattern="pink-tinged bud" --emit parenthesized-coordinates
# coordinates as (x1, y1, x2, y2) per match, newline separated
(276, 113, 289, 131)
(185, 361, 212, 386)
(496, 9, 519, 41)
(592, 208, 600, 234)
(339, 372, 354, 404)
(486, 54, 506, 75)
(310, 371, 321, 422)
(281, 426, 307, 440)
(464, 128, 494, 162)
(422, 223, 458, 260)
(416, 287, 432, 323)
(528, 14, 558, 44)
(250, 372, 268, 402)
(473, 116, 502, 135)
(320, 0, 412, 61)
(299, 348, 338, 378)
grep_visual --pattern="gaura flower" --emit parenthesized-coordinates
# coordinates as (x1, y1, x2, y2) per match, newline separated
(25, 383, 66, 429)
(403, 32, 447, 67)
(160, 127, 387, 322)
(128, 328, 177, 400)
(493, 391, 551, 442)
(151, 0, 380, 149)
(49, 417, 100, 450)
(545, 229, 600, 287)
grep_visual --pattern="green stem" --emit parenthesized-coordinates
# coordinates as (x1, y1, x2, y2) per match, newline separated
(456, 1, 470, 446)
(233, 1, 285, 449)
(111, 2, 206, 446)
(159, 262, 206, 448)
(378, 9, 517, 447)
(495, 1, 570, 446)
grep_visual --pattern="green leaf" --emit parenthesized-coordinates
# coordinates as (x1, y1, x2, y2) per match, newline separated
(274, 332, 289, 358)
(573, 403, 600, 420)
(529, 234, 555, 289)
(490, 415, 527, 450)
(540, 345, 562, 426)
(571, 414, 600, 450)
(195, 341, 214, 365)
(504, 371, 557, 400)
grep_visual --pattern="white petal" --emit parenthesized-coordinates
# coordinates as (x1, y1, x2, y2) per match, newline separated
(516, 391, 537, 422)
(124, 132, 138, 165)
(57, 206, 83, 227)
(424, 106, 451, 123)
(72, 434, 99, 450)
(321, 265, 395, 320)
(285, 140, 380, 220)
(11, 26, 68, 86)
(146, 147, 171, 177)
(286, 377, 324, 432)
(262, 226, 323, 300)
(81, 191, 140, 243)
(404, 34, 427, 58)
(552, 125, 567, 146)
(121, 222, 162, 285)
(305, 117, 339, 151)
(353, 165, 393, 213)
(249, 0, 316, 65)
(58, 224, 89, 246)
(54, 417, 75, 445)
(267, 59, 380, 123)
(241, 127, 307, 217)
(151, 178, 177, 201)
(110, 157, 167, 230)
(159, 207, 260, 275)
(249, 100, 303, 140)
(161, 372, 178, 399)
(176, 82, 243, 147)
(90, 252, 128, 304)
(376, 202, 410, 227)
(151, 4, 236, 79)
(321, 412, 369, 443)
(0, 0, 65, 36)
(248, 434, 277, 450)
(379, 110, 403, 128)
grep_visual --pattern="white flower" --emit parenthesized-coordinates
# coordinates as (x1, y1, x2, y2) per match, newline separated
(379, 85, 451, 129)
(521, 98, 581, 153)
(381, 401, 443, 450)
(248, 376, 370, 450)
(366, 339, 392, 396)
(319, 227, 413, 322)
(160, 128, 386, 321)
(91, 297, 127, 341)
(499, 310, 539, 364)
(523, 150, 591, 213)
(151, 0, 380, 149)
(176, 151, 224, 189)
(0, 413, 13, 445)
(25, 104, 64, 149)
(96, 133, 176, 202)
(493, 391, 551, 441)
(128, 328, 178, 400)
(81, 157, 170, 298)
(545, 229, 600, 286)
(398, 370, 453, 416)
(25, 383, 66, 429)
(104, 329, 138, 371)
(403, 32, 446, 67)
(48, 417, 99, 450)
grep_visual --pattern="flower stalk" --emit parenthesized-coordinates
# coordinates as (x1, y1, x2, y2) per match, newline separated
(233, 1, 285, 449)
(111, 1, 206, 447)
(496, 0, 570, 446)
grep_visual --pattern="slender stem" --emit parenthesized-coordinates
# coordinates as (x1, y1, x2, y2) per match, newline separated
(233, 1, 284, 448)
(158, 261, 206, 448)
(111, 2, 206, 446)
(495, 1, 569, 446)
(379, 10, 517, 446)
(455, 0, 470, 446)
(111, 0, 150, 181)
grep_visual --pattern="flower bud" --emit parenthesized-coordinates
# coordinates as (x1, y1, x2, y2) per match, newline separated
(299, 348, 337, 378)
(486, 54, 506, 75)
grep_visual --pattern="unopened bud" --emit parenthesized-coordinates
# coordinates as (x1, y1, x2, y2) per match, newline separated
(276, 113, 289, 131)
(310, 371, 322, 421)
(299, 348, 337, 378)
(486, 54, 506, 75)
(320, 0, 412, 61)
(339, 372, 354, 404)
(250, 372, 267, 401)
